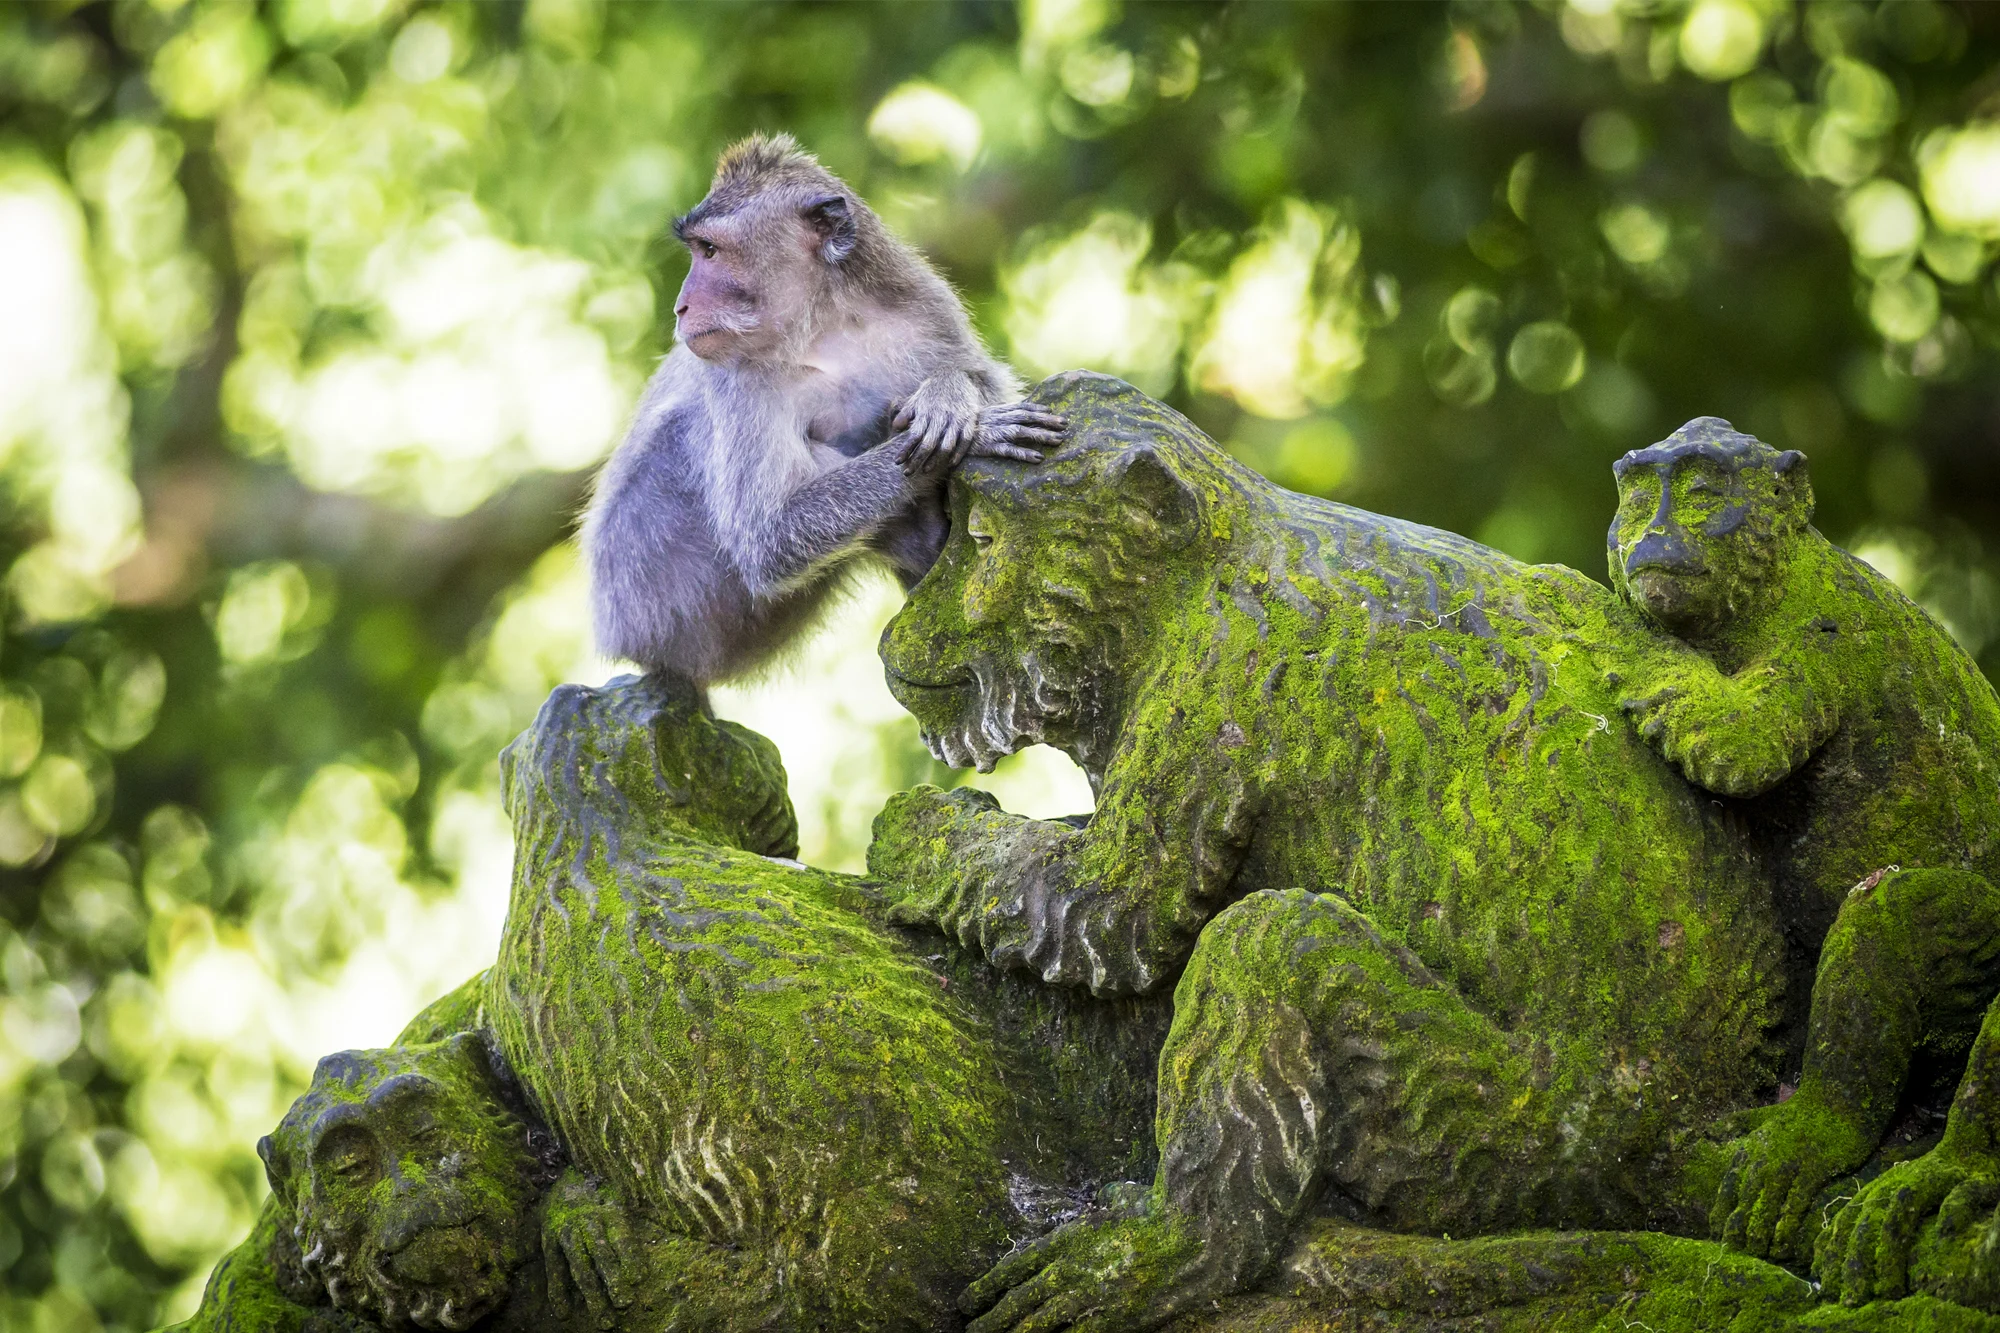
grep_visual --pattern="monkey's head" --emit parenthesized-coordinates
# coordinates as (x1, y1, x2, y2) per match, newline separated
(671, 134, 882, 363)
(258, 1034, 560, 1330)
(881, 373, 1217, 780)
(1608, 417, 1813, 640)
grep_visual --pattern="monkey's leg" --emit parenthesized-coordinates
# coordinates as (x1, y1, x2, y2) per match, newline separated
(1817, 988, 2000, 1307)
(962, 888, 1630, 1333)
(1712, 867, 2000, 1264)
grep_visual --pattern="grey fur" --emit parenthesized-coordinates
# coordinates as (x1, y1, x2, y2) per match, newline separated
(583, 134, 1063, 685)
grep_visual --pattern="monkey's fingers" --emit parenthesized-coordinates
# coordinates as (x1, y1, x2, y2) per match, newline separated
(893, 405, 916, 431)
(973, 443, 1046, 464)
(887, 429, 920, 467)
(984, 406, 1070, 431)
(908, 417, 952, 475)
(995, 426, 1067, 448)
(944, 417, 981, 469)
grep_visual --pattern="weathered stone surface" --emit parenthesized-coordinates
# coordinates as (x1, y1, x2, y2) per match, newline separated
(166, 376, 2000, 1332)
(869, 373, 2000, 1328)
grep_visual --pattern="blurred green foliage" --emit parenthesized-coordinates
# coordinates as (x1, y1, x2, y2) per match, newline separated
(1, 0, 1998, 1326)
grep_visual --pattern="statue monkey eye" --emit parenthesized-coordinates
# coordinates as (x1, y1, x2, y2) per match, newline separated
(314, 1127, 380, 1182)
(966, 510, 995, 550)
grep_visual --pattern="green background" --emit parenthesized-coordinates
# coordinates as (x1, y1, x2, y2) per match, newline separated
(0, 0, 1997, 1326)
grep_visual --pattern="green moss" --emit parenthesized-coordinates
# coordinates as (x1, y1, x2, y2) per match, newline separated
(167, 383, 2000, 1331)
(870, 373, 2000, 1326)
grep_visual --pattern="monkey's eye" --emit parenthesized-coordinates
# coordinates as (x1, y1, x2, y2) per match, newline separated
(695, 240, 718, 260)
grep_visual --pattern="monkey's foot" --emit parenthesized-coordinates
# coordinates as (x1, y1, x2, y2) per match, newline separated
(960, 1210, 1231, 1333)
(1816, 1145, 2000, 1305)
(1711, 1090, 1874, 1264)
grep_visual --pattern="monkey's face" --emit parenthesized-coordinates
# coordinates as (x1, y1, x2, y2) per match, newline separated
(673, 201, 837, 363)
(259, 1036, 546, 1330)
(881, 432, 1205, 779)
(674, 214, 771, 360)
(1609, 448, 1807, 639)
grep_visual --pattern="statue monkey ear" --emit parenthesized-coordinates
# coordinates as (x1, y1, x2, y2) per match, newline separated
(1771, 449, 1816, 526)
(256, 1133, 290, 1201)
(803, 194, 857, 264)
(1113, 446, 1201, 549)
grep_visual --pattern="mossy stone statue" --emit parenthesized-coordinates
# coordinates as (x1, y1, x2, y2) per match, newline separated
(167, 375, 2000, 1332)
(869, 373, 2000, 1328)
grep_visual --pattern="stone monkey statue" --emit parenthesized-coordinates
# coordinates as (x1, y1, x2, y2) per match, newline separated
(583, 134, 1066, 685)
(1605, 416, 2000, 1268)
(868, 373, 1798, 1330)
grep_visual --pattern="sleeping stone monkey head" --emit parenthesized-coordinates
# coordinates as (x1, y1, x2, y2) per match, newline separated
(258, 1033, 560, 1330)
(1608, 417, 1814, 641)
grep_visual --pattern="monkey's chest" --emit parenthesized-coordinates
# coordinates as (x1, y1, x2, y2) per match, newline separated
(803, 377, 903, 459)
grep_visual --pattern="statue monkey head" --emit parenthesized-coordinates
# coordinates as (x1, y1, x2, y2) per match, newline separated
(1608, 417, 1814, 640)
(257, 1033, 560, 1330)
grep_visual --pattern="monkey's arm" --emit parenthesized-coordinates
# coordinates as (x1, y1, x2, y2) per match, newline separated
(867, 748, 1254, 997)
(732, 448, 916, 597)
(1614, 629, 1844, 798)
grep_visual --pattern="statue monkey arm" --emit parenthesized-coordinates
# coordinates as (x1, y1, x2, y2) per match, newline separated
(1615, 630, 1845, 799)
(869, 752, 1256, 997)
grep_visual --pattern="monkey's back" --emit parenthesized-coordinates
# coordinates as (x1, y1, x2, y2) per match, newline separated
(487, 677, 1015, 1328)
(581, 353, 843, 684)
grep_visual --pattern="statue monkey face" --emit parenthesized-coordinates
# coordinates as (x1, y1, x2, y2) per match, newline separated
(881, 425, 1204, 777)
(1608, 417, 1811, 638)
(258, 1035, 550, 1330)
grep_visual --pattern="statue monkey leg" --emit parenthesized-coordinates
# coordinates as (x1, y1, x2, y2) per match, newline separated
(1717, 868, 2000, 1266)
(963, 888, 1670, 1333)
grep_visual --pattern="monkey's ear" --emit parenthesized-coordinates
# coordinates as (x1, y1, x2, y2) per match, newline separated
(257, 1133, 289, 1200)
(803, 194, 858, 264)
(1773, 449, 1815, 525)
(1113, 446, 1200, 548)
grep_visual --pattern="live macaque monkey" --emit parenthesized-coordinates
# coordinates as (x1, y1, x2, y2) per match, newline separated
(583, 134, 1065, 685)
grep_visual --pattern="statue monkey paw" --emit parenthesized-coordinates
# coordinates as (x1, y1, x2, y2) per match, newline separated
(960, 1207, 1224, 1333)
(868, 784, 999, 916)
(1815, 1148, 2000, 1306)
(1711, 1093, 1874, 1264)
(542, 1170, 639, 1329)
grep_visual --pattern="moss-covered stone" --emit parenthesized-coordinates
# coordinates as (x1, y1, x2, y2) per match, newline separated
(868, 373, 2000, 1329)
(167, 379, 2000, 1333)
(1605, 417, 2000, 1269)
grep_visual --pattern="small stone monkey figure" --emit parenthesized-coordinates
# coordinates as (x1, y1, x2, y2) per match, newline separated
(583, 134, 1065, 685)
(254, 1034, 586, 1331)
(1607, 416, 2000, 1269)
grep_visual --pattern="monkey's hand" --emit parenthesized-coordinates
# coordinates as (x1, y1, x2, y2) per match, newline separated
(543, 1169, 639, 1329)
(963, 401, 1069, 466)
(893, 375, 986, 477)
